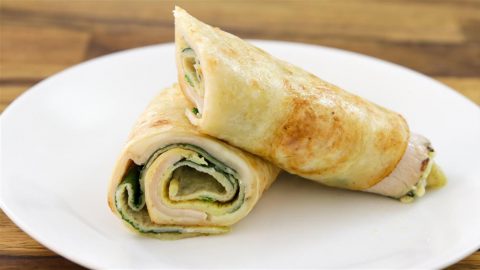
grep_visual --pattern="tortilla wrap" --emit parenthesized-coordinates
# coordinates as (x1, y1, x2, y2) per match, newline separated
(108, 85, 279, 239)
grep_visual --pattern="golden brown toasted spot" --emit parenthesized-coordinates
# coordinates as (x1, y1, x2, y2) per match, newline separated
(220, 46, 239, 57)
(203, 57, 217, 71)
(249, 79, 259, 88)
(374, 114, 405, 151)
(374, 130, 389, 151)
(365, 115, 409, 187)
(151, 119, 170, 127)
(249, 159, 259, 171)
(271, 96, 354, 174)
(280, 99, 314, 141)
(282, 78, 298, 94)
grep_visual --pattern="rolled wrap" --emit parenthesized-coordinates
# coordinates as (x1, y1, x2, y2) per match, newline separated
(108, 85, 279, 239)
(174, 7, 445, 201)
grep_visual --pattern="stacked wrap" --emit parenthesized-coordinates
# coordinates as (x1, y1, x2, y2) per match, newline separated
(108, 86, 279, 239)
(109, 7, 446, 239)
(174, 7, 445, 202)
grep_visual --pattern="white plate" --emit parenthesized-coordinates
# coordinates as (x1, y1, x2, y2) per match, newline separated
(1, 41, 479, 269)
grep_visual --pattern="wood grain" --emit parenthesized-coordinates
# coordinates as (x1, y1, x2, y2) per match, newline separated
(0, 0, 478, 269)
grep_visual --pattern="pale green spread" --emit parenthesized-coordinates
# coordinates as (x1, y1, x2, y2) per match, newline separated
(399, 150, 435, 203)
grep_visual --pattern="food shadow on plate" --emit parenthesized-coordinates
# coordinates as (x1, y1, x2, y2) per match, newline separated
(233, 171, 408, 233)
(125, 172, 426, 269)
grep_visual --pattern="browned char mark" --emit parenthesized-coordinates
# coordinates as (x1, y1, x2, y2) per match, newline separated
(151, 119, 170, 127)
(271, 96, 350, 174)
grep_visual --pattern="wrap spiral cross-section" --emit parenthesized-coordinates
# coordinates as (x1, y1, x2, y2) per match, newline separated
(108, 86, 279, 239)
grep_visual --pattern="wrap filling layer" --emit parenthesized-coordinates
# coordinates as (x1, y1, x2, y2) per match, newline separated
(114, 144, 245, 236)
(179, 39, 205, 124)
(365, 134, 446, 201)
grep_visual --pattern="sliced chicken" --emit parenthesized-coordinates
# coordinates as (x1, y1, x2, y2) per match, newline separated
(365, 133, 436, 201)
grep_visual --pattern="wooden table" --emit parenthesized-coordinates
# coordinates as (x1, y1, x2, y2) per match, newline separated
(1, 1, 479, 269)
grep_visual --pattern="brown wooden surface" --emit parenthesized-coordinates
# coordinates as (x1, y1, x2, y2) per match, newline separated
(1, 0, 479, 269)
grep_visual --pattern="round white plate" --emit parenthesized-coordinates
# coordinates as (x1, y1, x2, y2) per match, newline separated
(1, 41, 479, 269)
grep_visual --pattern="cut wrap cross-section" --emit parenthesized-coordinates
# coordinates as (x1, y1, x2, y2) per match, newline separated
(108, 86, 279, 239)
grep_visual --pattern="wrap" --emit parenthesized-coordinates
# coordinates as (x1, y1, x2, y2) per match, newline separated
(108, 85, 279, 239)
(174, 7, 445, 201)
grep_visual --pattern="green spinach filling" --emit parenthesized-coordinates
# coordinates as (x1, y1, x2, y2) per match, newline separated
(192, 107, 199, 115)
(399, 147, 435, 203)
(114, 144, 242, 235)
(181, 47, 202, 89)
